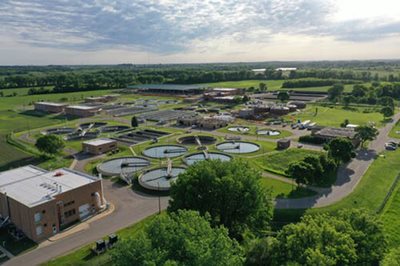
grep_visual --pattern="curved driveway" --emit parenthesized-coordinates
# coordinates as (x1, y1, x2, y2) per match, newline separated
(276, 113, 400, 209)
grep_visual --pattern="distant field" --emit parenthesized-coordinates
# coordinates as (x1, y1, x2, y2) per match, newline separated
(284, 104, 384, 128)
(206, 80, 355, 92)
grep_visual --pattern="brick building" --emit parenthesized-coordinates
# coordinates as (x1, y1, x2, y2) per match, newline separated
(34, 102, 68, 113)
(65, 105, 101, 117)
(82, 138, 117, 155)
(0, 166, 105, 242)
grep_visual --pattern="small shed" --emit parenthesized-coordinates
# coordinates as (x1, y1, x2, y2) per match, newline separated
(277, 139, 291, 150)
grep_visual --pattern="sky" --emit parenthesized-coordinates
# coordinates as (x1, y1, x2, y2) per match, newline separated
(0, 0, 399, 65)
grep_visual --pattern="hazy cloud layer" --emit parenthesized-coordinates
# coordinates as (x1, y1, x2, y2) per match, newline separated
(0, 0, 399, 63)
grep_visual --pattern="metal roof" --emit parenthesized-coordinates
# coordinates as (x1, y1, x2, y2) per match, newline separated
(83, 138, 116, 146)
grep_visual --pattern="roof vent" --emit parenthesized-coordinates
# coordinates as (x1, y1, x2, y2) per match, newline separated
(54, 171, 64, 177)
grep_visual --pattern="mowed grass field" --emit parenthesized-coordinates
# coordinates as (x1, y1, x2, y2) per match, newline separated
(284, 104, 384, 128)
(260, 177, 317, 199)
(389, 118, 400, 139)
(251, 148, 321, 176)
(206, 79, 355, 92)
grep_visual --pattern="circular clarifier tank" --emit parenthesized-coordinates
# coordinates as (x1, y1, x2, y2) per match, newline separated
(143, 145, 188, 158)
(256, 129, 281, 136)
(97, 156, 150, 177)
(43, 127, 75, 135)
(228, 126, 250, 133)
(139, 167, 186, 191)
(216, 141, 260, 154)
(184, 152, 232, 166)
(178, 135, 216, 145)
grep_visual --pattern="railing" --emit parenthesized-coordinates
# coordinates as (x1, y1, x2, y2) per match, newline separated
(376, 173, 400, 214)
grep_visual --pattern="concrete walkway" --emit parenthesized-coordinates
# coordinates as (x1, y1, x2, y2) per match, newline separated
(275, 113, 400, 209)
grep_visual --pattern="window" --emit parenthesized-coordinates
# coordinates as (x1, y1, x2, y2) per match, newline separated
(64, 209, 76, 218)
(64, 200, 75, 207)
(36, 225, 43, 236)
(34, 212, 42, 223)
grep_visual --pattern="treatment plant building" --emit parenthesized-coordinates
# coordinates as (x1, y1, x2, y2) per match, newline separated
(34, 102, 68, 113)
(0, 166, 105, 242)
(82, 138, 117, 155)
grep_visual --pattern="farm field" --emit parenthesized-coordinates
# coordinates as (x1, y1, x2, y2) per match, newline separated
(284, 104, 385, 128)
(206, 79, 355, 92)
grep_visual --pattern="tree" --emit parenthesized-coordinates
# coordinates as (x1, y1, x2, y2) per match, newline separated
(340, 118, 350, 128)
(245, 209, 386, 266)
(169, 160, 272, 239)
(131, 116, 138, 127)
(111, 210, 244, 265)
(286, 161, 315, 185)
(242, 95, 250, 103)
(380, 106, 394, 119)
(259, 82, 267, 92)
(328, 83, 344, 101)
(277, 91, 289, 102)
(325, 138, 356, 164)
(355, 125, 378, 147)
(382, 248, 400, 266)
(35, 135, 65, 155)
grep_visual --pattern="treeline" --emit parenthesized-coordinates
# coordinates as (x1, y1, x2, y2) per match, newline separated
(282, 78, 360, 88)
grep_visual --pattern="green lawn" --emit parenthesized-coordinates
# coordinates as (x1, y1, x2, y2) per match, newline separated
(251, 148, 321, 176)
(381, 183, 400, 248)
(388, 118, 400, 139)
(314, 150, 400, 213)
(284, 104, 384, 128)
(43, 214, 159, 266)
(260, 177, 317, 199)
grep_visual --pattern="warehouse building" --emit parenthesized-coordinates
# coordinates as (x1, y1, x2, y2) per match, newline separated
(34, 102, 68, 113)
(65, 105, 101, 117)
(82, 138, 117, 155)
(313, 127, 360, 146)
(0, 166, 105, 242)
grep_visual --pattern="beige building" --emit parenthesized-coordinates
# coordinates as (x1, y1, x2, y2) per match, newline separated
(65, 105, 101, 117)
(82, 138, 117, 155)
(34, 102, 68, 113)
(0, 166, 105, 242)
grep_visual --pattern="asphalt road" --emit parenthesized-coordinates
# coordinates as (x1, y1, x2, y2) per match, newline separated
(275, 113, 400, 209)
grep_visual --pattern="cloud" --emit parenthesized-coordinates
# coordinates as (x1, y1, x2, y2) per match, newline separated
(0, 0, 399, 60)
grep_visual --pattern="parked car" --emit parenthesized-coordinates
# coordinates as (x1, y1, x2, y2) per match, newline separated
(385, 143, 397, 150)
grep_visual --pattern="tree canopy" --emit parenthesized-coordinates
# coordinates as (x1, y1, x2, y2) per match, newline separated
(325, 138, 356, 164)
(35, 135, 65, 155)
(131, 116, 138, 128)
(355, 125, 379, 147)
(111, 210, 244, 266)
(277, 91, 290, 102)
(168, 160, 272, 239)
(327, 83, 344, 101)
(381, 106, 394, 118)
(245, 209, 387, 266)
